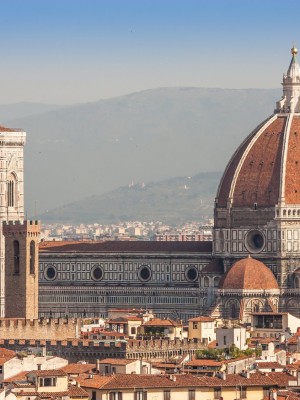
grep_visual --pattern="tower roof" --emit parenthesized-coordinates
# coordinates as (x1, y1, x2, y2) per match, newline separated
(287, 46, 300, 79)
(219, 257, 279, 290)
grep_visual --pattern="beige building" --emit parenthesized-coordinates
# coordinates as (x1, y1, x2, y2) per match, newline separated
(216, 326, 247, 350)
(98, 358, 159, 375)
(188, 316, 216, 342)
(107, 316, 143, 339)
(6, 369, 88, 400)
(0, 352, 68, 385)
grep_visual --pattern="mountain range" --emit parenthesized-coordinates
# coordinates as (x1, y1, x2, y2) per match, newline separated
(1, 87, 281, 222)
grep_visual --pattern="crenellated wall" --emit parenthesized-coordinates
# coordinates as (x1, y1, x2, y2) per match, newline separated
(0, 318, 81, 340)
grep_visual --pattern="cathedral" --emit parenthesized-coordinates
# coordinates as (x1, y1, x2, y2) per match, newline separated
(3, 48, 300, 323)
(34, 47, 300, 322)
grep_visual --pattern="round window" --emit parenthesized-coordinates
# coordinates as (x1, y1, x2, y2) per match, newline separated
(45, 266, 56, 280)
(91, 265, 103, 281)
(186, 266, 198, 282)
(245, 229, 265, 253)
(138, 265, 151, 282)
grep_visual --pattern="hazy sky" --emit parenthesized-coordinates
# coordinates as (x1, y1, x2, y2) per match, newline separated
(0, 0, 299, 104)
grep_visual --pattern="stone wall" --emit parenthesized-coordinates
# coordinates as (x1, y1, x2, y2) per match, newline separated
(0, 338, 206, 363)
(0, 318, 81, 340)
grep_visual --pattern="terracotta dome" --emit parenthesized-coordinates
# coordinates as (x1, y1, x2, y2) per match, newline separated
(220, 257, 279, 290)
(216, 48, 300, 209)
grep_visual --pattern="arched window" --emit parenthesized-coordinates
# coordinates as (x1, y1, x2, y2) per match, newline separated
(7, 174, 16, 207)
(204, 277, 209, 287)
(30, 241, 35, 274)
(213, 277, 220, 287)
(231, 303, 236, 318)
(253, 303, 260, 312)
(14, 240, 20, 274)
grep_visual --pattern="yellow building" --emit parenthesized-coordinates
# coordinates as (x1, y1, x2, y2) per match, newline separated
(77, 371, 279, 400)
(6, 369, 88, 400)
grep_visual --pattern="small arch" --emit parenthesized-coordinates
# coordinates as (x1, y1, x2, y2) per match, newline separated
(13, 240, 20, 274)
(283, 209, 287, 217)
(204, 276, 209, 287)
(288, 209, 291, 216)
(298, 210, 300, 216)
(131, 327, 136, 335)
(7, 173, 17, 208)
(30, 241, 35, 274)
(295, 276, 300, 289)
(213, 277, 220, 287)
(293, 210, 296, 216)
(231, 303, 237, 318)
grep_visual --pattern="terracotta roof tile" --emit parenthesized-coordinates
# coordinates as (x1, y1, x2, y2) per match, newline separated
(39, 241, 212, 254)
(198, 371, 277, 387)
(216, 115, 277, 207)
(256, 362, 284, 369)
(143, 318, 179, 327)
(4, 371, 29, 383)
(27, 369, 67, 377)
(61, 364, 96, 374)
(220, 257, 279, 290)
(99, 358, 136, 365)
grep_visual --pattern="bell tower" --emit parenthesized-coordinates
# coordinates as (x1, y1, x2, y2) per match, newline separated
(0, 127, 25, 316)
(3, 220, 40, 319)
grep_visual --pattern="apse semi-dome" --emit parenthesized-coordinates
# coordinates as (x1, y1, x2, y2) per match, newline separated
(220, 257, 279, 290)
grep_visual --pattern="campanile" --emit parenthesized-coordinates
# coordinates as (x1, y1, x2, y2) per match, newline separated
(0, 126, 25, 316)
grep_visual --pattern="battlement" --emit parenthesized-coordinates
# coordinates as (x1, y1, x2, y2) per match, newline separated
(0, 337, 204, 363)
(3, 220, 40, 234)
(0, 317, 81, 340)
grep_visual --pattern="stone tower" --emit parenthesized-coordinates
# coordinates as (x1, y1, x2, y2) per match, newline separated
(0, 126, 25, 316)
(3, 220, 40, 319)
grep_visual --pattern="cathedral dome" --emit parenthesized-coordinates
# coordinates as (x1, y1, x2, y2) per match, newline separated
(216, 48, 300, 211)
(220, 257, 279, 290)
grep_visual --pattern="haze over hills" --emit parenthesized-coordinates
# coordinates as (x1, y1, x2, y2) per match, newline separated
(0, 102, 63, 122)
(38, 171, 221, 224)
(2, 87, 281, 220)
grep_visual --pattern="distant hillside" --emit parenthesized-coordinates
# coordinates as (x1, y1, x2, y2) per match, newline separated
(0, 102, 62, 121)
(39, 171, 221, 224)
(3, 87, 281, 217)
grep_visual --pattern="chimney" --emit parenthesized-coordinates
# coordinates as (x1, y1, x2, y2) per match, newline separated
(270, 389, 277, 400)
(96, 359, 100, 373)
(297, 370, 300, 386)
